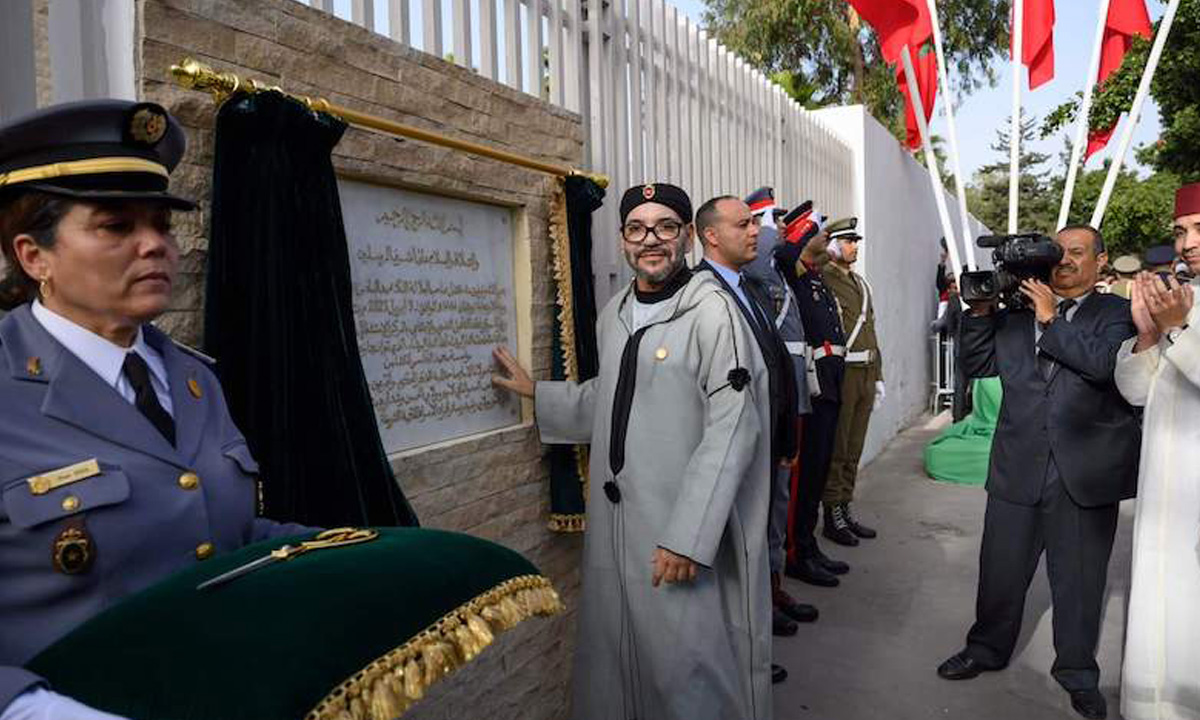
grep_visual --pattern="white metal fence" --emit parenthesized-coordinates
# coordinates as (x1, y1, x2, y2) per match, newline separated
(299, 0, 855, 303)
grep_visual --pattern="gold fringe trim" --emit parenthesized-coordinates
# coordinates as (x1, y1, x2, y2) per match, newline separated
(549, 180, 579, 385)
(547, 513, 585, 533)
(548, 178, 591, 532)
(306, 575, 563, 720)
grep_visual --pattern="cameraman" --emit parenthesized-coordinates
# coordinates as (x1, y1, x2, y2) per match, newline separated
(936, 225, 1140, 720)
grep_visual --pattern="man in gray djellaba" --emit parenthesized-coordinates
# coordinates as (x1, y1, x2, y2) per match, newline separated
(493, 182, 773, 720)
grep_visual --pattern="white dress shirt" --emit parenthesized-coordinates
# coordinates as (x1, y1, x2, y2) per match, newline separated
(30, 301, 174, 417)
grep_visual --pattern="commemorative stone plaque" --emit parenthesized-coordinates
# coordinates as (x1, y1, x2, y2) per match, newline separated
(340, 179, 520, 454)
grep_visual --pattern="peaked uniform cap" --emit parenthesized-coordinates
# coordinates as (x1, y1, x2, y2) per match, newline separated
(1112, 255, 1142, 274)
(826, 216, 861, 241)
(1144, 244, 1176, 267)
(745, 186, 775, 216)
(0, 99, 195, 210)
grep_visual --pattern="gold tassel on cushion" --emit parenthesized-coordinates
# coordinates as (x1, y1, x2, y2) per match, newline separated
(307, 574, 562, 720)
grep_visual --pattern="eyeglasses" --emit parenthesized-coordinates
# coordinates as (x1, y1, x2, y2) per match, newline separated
(622, 220, 684, 244)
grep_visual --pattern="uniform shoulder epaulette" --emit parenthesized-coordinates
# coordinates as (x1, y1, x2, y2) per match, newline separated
(171, 339, 217, 366)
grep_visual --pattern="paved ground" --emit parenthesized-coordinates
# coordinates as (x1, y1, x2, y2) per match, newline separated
(772, 413, 1135, 720)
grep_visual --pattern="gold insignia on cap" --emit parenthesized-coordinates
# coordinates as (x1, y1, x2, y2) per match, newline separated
(188, 377, 203, 399)
(643, 184, 656, 200)
(129, 107, 168, 146)
(53, 522, 95, 575)
(655, 347, 669, 361)
(26, 357, 42, 376)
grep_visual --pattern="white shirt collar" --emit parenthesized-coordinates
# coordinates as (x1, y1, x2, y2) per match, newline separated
(30, 301, 168, 391)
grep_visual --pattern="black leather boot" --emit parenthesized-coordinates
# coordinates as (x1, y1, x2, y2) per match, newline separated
(822, 503, 860, 547)
(843, 503, 877, 539)
(812, 542, 850, 575)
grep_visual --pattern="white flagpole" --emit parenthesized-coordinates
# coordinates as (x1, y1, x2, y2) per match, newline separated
(902, 45, 962, 284)
(1008, 0, 1024, 234)
(926, 0, 976, 268)
(1091, 0, 1181, 228)
(1058, 0, 1113, 231)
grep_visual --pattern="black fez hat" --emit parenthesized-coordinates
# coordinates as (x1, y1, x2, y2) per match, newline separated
(744, 186, 775, 216)
(0, 99, 195, 210)
(620, 183, 693, 225)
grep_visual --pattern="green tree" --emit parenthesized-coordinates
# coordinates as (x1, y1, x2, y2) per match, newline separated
(1042, 0, 1200, 181)
(1062, 166, 1179, 257)
(966, 113, 1059, 234)
(703, 0, 1010, 144)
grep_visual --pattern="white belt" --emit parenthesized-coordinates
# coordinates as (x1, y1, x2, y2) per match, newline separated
(785, 341, 807, 358)
(846, 349, 876, 364)
(810, 343, 846, 361)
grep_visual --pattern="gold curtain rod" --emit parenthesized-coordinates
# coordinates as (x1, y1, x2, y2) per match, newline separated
(169, 58, 608, 188)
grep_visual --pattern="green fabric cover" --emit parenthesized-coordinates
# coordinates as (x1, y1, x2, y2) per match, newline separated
(27, 528, 541, 720)
(924, 378, 1003, 486)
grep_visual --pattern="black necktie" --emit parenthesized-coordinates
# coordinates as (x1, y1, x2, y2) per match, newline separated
(122, 352, 176, 445)
(1038, 299, 1076, 379)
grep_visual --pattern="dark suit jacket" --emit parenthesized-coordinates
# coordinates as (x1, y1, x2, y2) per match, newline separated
(960, 293, 1140, 507)
(696, 260, 799, 463)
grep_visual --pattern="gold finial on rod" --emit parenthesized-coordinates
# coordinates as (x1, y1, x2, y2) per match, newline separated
(168, 57, 609, 188)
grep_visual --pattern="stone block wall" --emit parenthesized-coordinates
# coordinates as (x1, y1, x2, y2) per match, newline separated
(140, 1, 585, 717)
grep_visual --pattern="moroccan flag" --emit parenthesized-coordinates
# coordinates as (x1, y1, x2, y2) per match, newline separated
(846, 0, 932, 65)
(896, 42, 938, 150)
(1012, 0, 1056, 89)
(1086, 0, 1152, 157)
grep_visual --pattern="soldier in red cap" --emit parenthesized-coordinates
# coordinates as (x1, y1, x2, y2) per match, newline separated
(1114, 180, 1200, 720)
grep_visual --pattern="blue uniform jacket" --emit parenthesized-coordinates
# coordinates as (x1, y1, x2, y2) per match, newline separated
(0, 304, 315, 708)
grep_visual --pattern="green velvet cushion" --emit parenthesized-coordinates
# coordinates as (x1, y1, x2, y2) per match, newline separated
(27, 528, 560, 720)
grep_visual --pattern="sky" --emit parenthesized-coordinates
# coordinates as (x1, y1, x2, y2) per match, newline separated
(671, 0, 1167, 181)
(325, 0, 1166, 181)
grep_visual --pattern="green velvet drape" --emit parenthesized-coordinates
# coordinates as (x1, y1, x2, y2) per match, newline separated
(204, 92, 417, 528)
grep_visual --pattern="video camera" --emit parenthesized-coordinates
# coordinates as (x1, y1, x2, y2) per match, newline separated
(959, 233, 1063, 308)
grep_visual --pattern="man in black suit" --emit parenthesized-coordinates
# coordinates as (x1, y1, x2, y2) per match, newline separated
(694, 195, 800, 684)
(937, 225, 1140, 720)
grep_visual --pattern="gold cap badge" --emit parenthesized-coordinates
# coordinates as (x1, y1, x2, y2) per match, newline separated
(643, 184, 656, 200)
(127, 105, 168, 146)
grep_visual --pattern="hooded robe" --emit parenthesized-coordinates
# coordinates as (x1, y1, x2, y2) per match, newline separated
(535, 269, 772, 720)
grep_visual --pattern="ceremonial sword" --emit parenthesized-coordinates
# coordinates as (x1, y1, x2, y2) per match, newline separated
(196, 527, 379, 591)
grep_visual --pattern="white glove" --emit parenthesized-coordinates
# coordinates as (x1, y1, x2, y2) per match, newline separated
(2, 688, 130, 720)
(873, 381, 886, 410)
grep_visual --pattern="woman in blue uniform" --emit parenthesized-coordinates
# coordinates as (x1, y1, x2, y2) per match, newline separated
(0, 100, 314, 719)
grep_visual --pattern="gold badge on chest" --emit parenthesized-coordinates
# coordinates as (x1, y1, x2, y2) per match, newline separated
(53, 519, 95, 575)
(188, 376, 203, 399)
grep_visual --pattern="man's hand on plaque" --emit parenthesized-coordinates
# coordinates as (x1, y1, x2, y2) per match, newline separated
(651, 547, 697, 587)
(491, 346, 535, 398)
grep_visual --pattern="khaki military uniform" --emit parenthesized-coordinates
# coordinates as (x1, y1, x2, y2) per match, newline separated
(822, 263, 883, 504)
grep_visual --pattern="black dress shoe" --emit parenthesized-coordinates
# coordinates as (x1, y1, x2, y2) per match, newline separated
(812, 544, 850, 575)
(785, 557, 840, 587)
(1069, 689, 1107, 719)
(773, 607, 799, 636)
(772, 664, 788, 684)
(823, 504, 860, 546)
(843, 503, 878, 539)
(772, 573, 820, 623)
(936, 652, 996, 680)
(778, 599, 819, 623)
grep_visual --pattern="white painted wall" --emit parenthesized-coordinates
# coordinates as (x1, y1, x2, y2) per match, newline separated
(814, 106, 989, 467)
